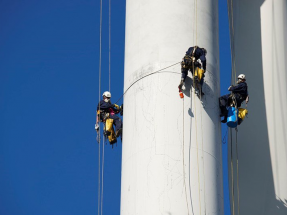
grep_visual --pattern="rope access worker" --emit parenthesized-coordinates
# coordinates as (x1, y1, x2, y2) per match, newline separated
(219, 74, 249, 123)
(95, 91, 123, 138)
(178, 46, 207, 96)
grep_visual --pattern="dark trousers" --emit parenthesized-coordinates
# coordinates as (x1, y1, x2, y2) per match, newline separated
(219, 94, 244, 116)
(181, 64, 204, 86)
(109, 115, 122, 132)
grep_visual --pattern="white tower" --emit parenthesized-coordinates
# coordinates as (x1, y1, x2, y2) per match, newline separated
(121, 0, 223, 214)
(227, 0, 287, 214)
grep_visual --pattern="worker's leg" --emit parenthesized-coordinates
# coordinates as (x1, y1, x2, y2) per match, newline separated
(179, 67, 188, 89)
(199, 73, 205, 96)
(110, 115, 122, 137)
(235, 95, 244, 108)
(219, 94, 230, 122)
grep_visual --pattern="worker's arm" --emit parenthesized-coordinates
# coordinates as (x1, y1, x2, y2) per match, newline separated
(246, 95, 249, 104)
(228, 83, 245, 93)
(95, 110, 100, 130)
(199, 54, 206, 70)
(113, 104, 120, 110)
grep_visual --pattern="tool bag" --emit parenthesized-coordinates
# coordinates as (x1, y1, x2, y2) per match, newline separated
(194, 67, 205, 82)
(105, 118, 117, 144)
(238, 108, 248, 125)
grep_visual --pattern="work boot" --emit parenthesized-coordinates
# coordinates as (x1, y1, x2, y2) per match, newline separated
(115, 128, 122, 138)
(104, 130, 111, 136)
(178, 80, 185, 90)
(194, 76, 199, 83)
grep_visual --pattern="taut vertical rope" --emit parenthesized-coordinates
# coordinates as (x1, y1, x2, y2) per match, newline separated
(236, 129, 240, 215)
(109, 0, 111, 92)
(98, 0, 102, 214)
(182, 98, 190, 215)
(230, 128, 235, 215)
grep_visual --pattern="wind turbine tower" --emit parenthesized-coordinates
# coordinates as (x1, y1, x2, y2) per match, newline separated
(121, 0, 224, 214)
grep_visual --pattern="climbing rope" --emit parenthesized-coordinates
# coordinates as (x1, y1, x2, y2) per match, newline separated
(109, 0, 111, 92)
(227, 1, 241, 214)
(200, 91, 207, 215)
(230, 128, 235, 215)
(227, 0, 237, 85)
(182, 97, 190, 215)
(97, 0, 102, 214)
(100, 136, 105, 215)
(114, 61, 181, 104)
(192, 61, 202, 215)
(235, 128, 240, 215)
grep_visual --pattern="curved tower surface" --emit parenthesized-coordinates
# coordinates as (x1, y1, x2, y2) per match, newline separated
(121, 0, 223, 214)
(227, 0, 287, 214)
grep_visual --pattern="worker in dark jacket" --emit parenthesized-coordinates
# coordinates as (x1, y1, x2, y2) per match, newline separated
(219, 74, 249, 123)
(178, 46, 207, 95)
(95, 91, 122, 137)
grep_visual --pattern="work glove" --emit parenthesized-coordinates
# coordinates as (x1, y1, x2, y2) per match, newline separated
(228, 85, 233, 91)
(114, 104, 120, 110)
(95, 123, 99, 131)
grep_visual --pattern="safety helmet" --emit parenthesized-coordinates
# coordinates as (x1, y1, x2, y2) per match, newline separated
(238, 74, 246, 80)
(102, 91, 111, 98)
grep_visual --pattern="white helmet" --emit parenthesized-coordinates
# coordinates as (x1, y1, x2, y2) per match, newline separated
(238, 74, 246, 80)
(102, 91, 111, 98)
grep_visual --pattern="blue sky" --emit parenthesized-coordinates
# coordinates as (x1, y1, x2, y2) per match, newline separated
(0, 0, 231, 214)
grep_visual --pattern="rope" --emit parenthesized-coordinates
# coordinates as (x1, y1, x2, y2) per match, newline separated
(228, 1, 241, 214)
(97, 0, 102, 214)
(114, 61, 181, 104)
(192, 61, 202, 215)
(233, 96, 240, 215)
(200, 91, 207, 215)
(227, 0, 237, 85)
(230, 128, 235, 215)
(182, 97, 190, 215)
(109, 0, 111, 92)
(236, 128, 240, 215)
(100, 136, 105, 215)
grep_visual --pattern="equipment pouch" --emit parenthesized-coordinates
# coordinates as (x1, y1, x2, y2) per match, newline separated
(238, 108, 248, 120)
(194, 67, 204, 81)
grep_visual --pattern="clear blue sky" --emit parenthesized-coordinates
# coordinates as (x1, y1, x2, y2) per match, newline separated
(0, 0, 231, 214)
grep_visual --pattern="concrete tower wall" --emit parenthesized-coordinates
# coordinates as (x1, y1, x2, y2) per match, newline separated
(121, 0, 223, 214)
(227, 0, 287, 214)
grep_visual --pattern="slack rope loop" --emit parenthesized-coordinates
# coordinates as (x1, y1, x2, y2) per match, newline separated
(114, 61, 181, 104)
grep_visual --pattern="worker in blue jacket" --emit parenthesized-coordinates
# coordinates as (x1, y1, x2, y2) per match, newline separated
(95, 91, 122, 137)
(178, 46, 207, 95)
(219, 74, 249, 123)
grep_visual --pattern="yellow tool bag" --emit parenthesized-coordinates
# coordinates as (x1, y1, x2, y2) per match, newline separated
(238, 108, 248, 125)
(194, 67, 205, 82)
(105, 118, 117, 144)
